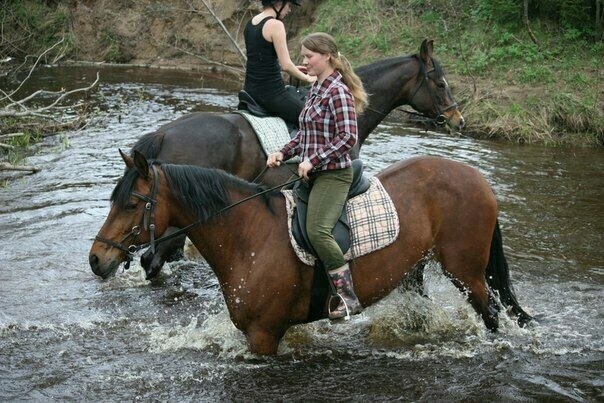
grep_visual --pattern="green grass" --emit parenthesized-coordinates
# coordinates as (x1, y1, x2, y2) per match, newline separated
(293, 0, 603, 145)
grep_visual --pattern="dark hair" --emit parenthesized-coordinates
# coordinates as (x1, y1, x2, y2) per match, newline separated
(262, 0, 301, 7)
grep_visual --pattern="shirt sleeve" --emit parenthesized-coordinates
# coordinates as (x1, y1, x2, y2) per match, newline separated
(308, 86, 357, 168)
(280, 130, 302, 160)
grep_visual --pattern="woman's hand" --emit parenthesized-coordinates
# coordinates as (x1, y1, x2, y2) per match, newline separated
(267, 152, 284, 168)
(298, 160, 313, 180)
(305, 74, 317, 84)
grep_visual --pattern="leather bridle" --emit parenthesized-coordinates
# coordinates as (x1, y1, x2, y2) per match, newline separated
(94, 162, 303, 270)
(367, 56, 458, 126)
(95, 164, 159, 270)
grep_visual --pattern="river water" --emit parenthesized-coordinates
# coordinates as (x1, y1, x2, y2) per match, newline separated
(1, 67, 602, 401)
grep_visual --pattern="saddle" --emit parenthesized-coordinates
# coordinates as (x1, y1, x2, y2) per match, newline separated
(237, 86, 306, 136)
(291, 159, 371, 258)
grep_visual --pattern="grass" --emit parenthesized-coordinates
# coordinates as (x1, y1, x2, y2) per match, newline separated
(292, 0, 603, 146)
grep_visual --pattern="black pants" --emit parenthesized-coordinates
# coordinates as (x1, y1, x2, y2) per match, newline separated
(251, 89, 305, 126)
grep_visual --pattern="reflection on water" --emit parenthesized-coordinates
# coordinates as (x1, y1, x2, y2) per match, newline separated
(0, 66, 602, 400)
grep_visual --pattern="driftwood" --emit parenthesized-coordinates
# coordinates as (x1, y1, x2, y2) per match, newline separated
(0, 162, 40, 173)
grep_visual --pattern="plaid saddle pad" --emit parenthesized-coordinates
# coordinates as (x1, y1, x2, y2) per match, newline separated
(282, 177, 400, 266)
(236, 111, 291, 156)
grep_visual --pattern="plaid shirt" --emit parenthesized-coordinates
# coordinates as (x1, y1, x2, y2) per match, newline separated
(280, 70, 357, 171)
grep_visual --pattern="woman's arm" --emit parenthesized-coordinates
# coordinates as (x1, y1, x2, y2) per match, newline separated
(265, 19, 314, 83)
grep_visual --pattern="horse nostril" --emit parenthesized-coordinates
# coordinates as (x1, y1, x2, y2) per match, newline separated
(89, 254, 99, 269)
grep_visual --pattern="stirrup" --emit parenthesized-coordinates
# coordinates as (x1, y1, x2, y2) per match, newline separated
(328, 293, 352, 321)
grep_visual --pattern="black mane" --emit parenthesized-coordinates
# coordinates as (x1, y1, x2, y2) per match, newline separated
(110, 162, 271, 222)
(356, 54, 445, 81)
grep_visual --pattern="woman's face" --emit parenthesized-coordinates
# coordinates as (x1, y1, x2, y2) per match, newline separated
(301, 46, 331, 77)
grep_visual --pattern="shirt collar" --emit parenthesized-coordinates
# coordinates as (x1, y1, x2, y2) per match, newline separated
(310, 70, 342, 97)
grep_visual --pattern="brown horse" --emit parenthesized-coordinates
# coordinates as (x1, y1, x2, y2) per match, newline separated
(133, 39, 464, 278)
(89, 150, 531, 355)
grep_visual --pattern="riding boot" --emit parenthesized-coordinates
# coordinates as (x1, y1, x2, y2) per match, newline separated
(328, 263, 363, 321)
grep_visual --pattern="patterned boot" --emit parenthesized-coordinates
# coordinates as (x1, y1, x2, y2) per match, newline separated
(328, 263, 363, 321)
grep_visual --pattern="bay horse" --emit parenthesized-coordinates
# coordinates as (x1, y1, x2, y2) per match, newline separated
(131, 39, 465, 278)
(89, 150, 531, 355)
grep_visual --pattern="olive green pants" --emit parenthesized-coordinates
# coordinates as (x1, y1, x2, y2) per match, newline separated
(306, 167, 353, 271)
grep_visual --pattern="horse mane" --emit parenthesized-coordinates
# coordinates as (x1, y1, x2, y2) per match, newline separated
(356, 54, 445, 80)
(110, 162, 273, 221)
(130, 131, 165, 160)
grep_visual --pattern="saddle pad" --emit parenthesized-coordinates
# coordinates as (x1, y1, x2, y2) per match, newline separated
(282, 177, 400, 266)
(236, 111, 291, 156)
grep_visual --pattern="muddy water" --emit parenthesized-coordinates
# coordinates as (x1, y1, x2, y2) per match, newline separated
(0, 67, 602, 401)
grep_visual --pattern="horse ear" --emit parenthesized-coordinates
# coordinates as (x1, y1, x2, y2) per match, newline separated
(132, 149, 150, 179)
(420, 39, 434, 65)
(119, 148, 134, 169)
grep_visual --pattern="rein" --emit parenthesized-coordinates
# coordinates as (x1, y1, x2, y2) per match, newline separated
(96, 163, 302, 268)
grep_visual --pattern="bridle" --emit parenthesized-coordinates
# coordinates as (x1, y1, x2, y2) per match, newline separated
(367, 56, 458, 126)
(95, 164, 160, 270)
(95, 162, 303, 270)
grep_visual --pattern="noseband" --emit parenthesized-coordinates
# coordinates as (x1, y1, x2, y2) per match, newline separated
(95, 163, 159, 270)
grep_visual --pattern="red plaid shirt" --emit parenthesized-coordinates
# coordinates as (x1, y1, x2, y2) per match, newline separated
(280, 70, 357, 171)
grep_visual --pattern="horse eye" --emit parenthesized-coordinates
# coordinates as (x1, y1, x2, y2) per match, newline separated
(125, 202, 138, 211)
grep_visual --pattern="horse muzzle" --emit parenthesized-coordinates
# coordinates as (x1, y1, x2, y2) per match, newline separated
(89, 253, 120, 279)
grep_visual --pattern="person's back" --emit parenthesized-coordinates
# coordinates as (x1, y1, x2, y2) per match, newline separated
(241, 0, 314, 125)
(244, 16, 284, 99)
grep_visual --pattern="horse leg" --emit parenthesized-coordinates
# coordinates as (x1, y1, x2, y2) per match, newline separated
(400, 261, 426, 297)
(438, 251, 499, 331)
(140, 227, 186, 279)
(245, 327, 282, 356)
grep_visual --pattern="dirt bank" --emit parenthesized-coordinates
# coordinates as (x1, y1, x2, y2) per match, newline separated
(67, 0, 320, 74)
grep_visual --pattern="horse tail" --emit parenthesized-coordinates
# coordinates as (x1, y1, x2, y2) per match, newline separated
(485, 219, 532, 327)
(131, 131, 166, 160)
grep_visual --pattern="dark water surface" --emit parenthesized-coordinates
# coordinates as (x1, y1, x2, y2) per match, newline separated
(1, 67, 602, 401)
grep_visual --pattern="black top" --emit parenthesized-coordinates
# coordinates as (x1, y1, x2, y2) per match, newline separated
(243, 16, 286, 98)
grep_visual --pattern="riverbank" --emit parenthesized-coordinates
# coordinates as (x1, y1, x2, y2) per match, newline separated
(1, 0, 602, 146)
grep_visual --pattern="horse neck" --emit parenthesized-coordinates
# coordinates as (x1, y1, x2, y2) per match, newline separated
(356, 57, 419, 144)
(170, 186, 279, 288)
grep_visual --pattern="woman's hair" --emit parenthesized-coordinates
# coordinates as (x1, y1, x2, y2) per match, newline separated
(301, 32, 368, 113)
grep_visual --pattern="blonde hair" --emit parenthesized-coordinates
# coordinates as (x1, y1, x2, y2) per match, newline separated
(301, 32, 368, 113)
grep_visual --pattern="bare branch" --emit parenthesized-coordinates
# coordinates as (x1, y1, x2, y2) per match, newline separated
(184, 0, 247, 68)
(165, 41, 244, 75)
(0, 142, 15, 150)
(0, 38, 65, 102)
(0, 72, 99, 118)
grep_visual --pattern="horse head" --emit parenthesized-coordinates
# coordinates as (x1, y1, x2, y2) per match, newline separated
(409, 39, 465, 131)
(89, 150, 172, 279)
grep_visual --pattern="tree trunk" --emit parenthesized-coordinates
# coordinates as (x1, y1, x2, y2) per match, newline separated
(524, 0, 540, 47)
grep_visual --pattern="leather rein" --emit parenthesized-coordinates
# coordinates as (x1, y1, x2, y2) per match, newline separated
(95, 163, 302, 270)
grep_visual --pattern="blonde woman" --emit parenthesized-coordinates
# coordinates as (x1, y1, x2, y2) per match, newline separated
(267, 32, 368, 320)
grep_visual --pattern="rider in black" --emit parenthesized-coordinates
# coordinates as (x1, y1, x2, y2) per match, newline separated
(243, 0, 315, 125)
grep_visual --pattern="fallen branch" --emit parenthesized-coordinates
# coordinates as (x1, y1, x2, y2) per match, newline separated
(0, 132, 24, 139)
(0, 142, 14, 150)
(165, 41, 244, 76)
(0, 162, 39, 173)
(0, 71, 99, 118)
(185, 0, 247, 68)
